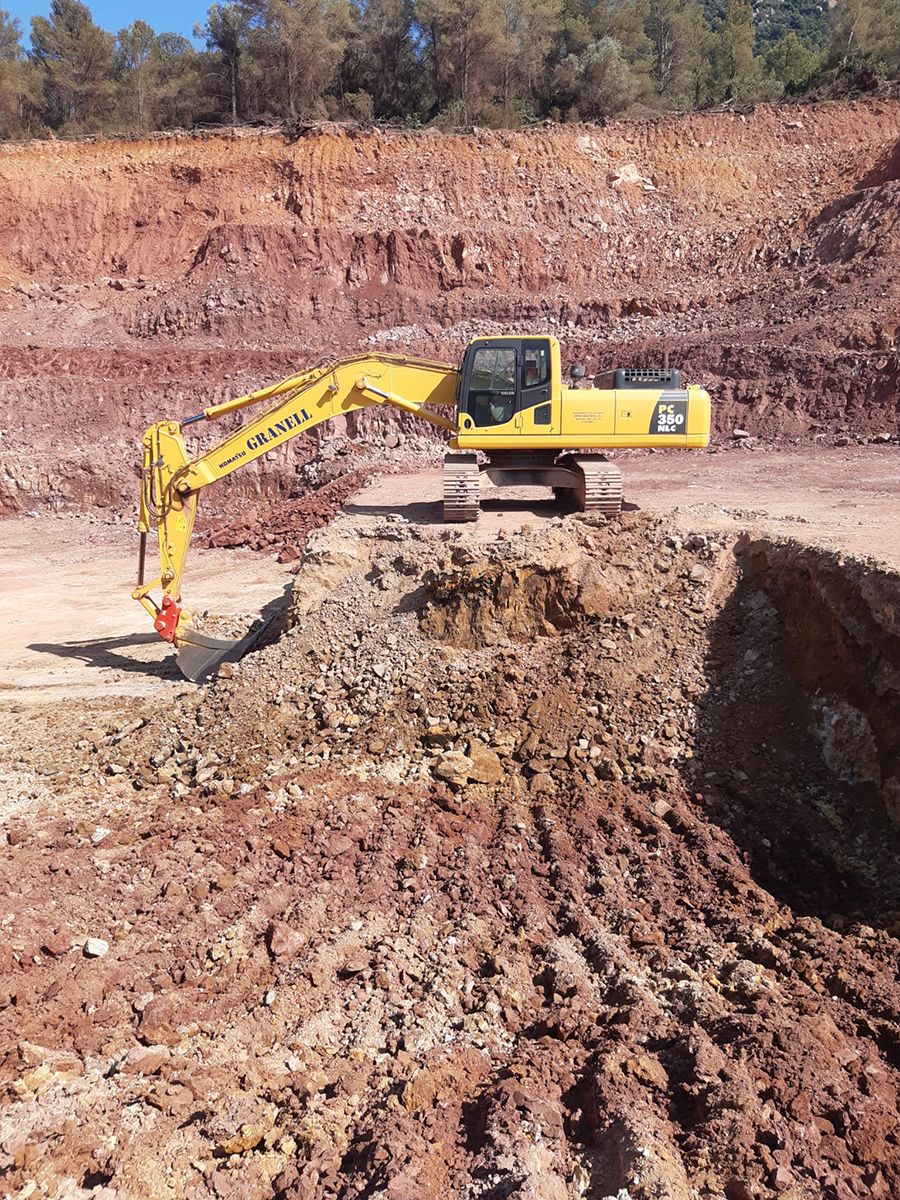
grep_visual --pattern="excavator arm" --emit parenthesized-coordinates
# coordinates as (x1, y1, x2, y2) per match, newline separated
(133, 352, 459, 675)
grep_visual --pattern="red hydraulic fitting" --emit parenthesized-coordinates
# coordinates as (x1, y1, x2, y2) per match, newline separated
(154, 594, 182, 643)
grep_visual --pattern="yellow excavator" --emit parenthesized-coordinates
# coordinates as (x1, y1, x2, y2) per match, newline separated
(134, 335, 711, 678)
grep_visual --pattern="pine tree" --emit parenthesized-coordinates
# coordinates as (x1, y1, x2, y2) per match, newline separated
(243, 0, 352, 122)
(3, 0, 886, 141)
(766, 29, 821, 87)
(830, 0, 900, 73)
(31, 0, 115, 131)
(552, 0, 662, 114)
(195, 3, 248, 124)
(419, 0, 506, 120)
(709, 0, 778, 102)
(0, 6, 19, 59)
(0, 11, 41, 137)
(344, 0, 424, 120)
(497, 0, 562, 121)
(553, 35, 641, 118)
(115, 20, 156, 131)
(646, 0, 713, 106)
(589, 0, 652, 70)
(152, 34, 203, 128)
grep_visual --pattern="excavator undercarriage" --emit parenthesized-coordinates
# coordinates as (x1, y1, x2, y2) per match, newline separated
(443, 452, 624, 522)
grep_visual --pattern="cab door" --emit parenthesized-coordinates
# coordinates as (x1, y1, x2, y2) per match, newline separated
(457, 341, 520, 438)
(516, 338, 559, 436)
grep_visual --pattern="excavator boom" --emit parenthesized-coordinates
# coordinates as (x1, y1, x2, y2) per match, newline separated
(133, 351, 459, 678)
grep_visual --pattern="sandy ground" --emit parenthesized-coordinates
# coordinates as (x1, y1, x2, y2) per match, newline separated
(0, 517, 293, 705)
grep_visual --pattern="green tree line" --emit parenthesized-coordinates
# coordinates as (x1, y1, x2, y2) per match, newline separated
(0, 0, 897, 138)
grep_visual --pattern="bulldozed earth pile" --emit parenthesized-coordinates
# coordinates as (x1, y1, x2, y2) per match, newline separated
(0, 99, 899, 514)
(3, 514, 900, 1200)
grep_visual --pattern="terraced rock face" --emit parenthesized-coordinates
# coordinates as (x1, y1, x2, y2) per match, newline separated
(1, 100, 899, 512)
(2, 515, 899, 1199)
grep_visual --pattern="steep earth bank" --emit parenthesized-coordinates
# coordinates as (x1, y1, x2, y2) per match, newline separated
(0, 100, 898, 511)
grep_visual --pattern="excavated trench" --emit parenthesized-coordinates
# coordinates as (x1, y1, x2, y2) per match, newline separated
(2, 516, 899, 1199)
(411, 527, 900, 925)
(697, 538, 900, 925)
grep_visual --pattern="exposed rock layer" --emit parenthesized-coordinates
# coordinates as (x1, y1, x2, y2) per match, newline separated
(1, 101, 898, 510)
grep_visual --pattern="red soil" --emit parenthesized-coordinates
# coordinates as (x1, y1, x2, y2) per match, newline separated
(0, 102, 897, 514)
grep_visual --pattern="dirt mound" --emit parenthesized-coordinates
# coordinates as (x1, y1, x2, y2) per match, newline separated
(198, 468, 381, 561)
(3, 514, 899, 1198)
(0, 102, 898, 511)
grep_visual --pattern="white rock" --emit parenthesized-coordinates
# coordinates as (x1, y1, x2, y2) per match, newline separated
(434, 750, 473, 787)
(83, 937, 109, 958)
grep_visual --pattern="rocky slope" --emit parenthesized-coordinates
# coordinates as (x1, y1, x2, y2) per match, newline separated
(2, 514, 899, 1200)
(0, 100, 898, 512)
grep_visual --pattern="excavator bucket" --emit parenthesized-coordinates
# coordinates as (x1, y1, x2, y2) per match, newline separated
(175, 622, 269, 683)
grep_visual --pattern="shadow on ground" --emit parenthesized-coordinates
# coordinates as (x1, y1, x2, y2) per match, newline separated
(690, 561, 900, 928)
(344, 495, 641, 525)
(26, 633, 182, 679)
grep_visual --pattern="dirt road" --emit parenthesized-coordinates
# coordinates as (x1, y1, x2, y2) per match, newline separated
(348, 444, 900, 566)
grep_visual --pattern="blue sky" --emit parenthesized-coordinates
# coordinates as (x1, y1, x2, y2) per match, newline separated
(6, 0, 205, 44)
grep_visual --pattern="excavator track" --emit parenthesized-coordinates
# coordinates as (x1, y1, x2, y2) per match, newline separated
(443, 453, 481, 522)
(561, 454, 623, 515)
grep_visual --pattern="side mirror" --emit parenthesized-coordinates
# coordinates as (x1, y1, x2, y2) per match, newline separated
(571, 363, 586, 380)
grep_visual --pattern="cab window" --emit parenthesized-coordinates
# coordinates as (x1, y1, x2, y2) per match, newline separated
(468, 347, 517, 427)
(522, 342, 549, 389)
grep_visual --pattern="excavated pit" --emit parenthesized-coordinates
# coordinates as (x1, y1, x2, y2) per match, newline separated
(699, 538, 900, 924)
(1, 515, 899, 1199)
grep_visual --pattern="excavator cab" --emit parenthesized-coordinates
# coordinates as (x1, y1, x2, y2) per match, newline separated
(443, 333, 710, 520)
(456, 337, 559, 439)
